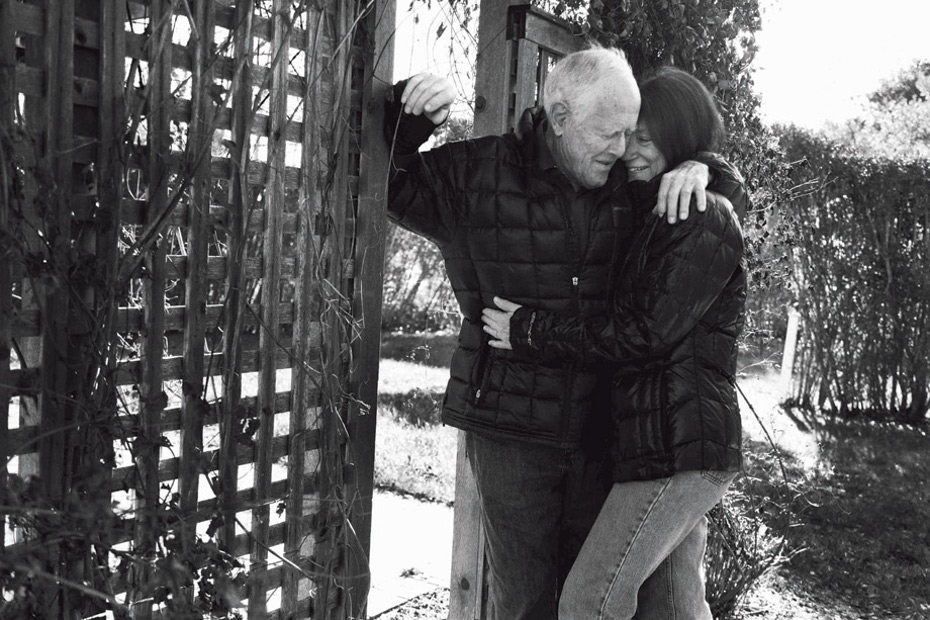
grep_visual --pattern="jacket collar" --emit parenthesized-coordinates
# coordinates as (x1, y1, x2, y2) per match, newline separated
(628, 178, 663, 217)
(515, 106, 630, 193)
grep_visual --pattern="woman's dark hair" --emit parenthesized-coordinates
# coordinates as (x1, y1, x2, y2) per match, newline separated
(637, 67, 725, 170)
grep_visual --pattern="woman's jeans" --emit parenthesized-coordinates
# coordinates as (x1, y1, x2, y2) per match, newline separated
(559, 470, 736, 620)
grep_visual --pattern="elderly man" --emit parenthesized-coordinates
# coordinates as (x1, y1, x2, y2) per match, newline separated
(384, 46, 740, 619)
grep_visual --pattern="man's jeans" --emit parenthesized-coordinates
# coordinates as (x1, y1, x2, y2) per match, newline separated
(465, 432, 610, 620)
(559, 470, 736, 620)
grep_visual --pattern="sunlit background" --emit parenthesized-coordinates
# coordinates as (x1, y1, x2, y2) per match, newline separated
(392, 0, 930, 130)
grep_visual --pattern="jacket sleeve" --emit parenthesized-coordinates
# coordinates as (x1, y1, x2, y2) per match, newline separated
(697, 151, 748, 221)
(510, 194, 744, 364)
(384, 79, 460, 246)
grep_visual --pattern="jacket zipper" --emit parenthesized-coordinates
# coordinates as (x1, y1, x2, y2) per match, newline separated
(558, 190, 581, 446)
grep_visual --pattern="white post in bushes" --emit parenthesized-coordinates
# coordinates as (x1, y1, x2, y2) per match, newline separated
(447, 5, 584, 618)
(780, 304, 800, 394)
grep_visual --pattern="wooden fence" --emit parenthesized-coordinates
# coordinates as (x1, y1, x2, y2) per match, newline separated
(0, 0, 394, 618)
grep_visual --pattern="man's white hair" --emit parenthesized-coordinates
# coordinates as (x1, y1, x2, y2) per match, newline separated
(543, 45, 634, 116)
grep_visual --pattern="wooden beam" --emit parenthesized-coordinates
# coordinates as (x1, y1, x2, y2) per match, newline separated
(248, 1, 292, 614)
(0, 0, 15, 555)
(131, 1, 172, 617)
(347, 0, 395, 617)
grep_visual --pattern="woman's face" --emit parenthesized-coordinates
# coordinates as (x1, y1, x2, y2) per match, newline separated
(622, 122, 668, 182)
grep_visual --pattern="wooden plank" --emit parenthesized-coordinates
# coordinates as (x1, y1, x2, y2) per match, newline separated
(449, 432, 486, 619)
(219, 0, 254, 561)
(111, 436, 295, 493)
(248, 1, 290, 615)
(8, 1, 43, 36)
(176, 1, 216, 595)
(120, 198, 298, 230)
(164, 255, 296, 281)
(32, 1, 76, 614)
(283, 2, 323, 611)
(12, 302, 299, 339)
(131, 1, 173, 616)
(0, 0, 14, 553)
(112, 347, 301, 386)
(451, 2, 524, 618)
(345, 1, 395, 617)
(517, 5, 585, 55)
(95, 9, 128, 576)
(511, 39, 539, 133)
(472, 1, 519, 138)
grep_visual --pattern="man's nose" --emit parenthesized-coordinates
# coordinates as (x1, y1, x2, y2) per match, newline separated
(608, 136, 628, 158)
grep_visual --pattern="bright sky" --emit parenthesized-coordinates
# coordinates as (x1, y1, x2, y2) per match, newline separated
(393, 1, 930, 130)
(754, 0, 930, 129)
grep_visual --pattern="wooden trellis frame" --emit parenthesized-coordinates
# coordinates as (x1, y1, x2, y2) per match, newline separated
(0, 0, 394, 618)
(448, 4, 584, 618)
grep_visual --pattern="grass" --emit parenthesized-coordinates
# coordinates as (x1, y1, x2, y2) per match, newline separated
(774, 419, 930, 619)
(373, 404, 458, 504)
(375, 357, 457, 504)
(374, 333, 930, 619)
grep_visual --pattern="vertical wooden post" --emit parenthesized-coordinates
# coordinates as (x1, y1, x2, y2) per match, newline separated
(131, 1, 172, 617)
(221, 0, 253, 556)
(36, 0, 76, 615)
(448, 3, 520, 616)
(285, 4, 327, 615)
(179, 0, 215, 604)
(0, 0, 14, 554)
(248, 0, 290, 615)
(451, 5, 585, 618)
(348, 0, 395, 616)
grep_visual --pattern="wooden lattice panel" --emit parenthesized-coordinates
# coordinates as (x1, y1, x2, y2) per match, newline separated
(0, 0, 393, 618)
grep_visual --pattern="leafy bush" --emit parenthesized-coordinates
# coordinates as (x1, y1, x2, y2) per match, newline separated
(381, 226, 459, 332)
(778, 128, 930, 423)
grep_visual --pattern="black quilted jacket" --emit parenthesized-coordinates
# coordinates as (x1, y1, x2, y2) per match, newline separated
(510, 178, 747, 480)
(385, 91, 624, 448)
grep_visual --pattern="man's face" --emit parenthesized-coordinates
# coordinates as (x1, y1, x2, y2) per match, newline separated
(553, 80, 640, 189)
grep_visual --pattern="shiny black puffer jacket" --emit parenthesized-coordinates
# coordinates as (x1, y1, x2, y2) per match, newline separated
(385, 92, 624, 448)
(510, 179, 747, 480)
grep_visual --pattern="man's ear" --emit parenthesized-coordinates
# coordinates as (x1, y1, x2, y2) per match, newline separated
(548, 101, 569, 136)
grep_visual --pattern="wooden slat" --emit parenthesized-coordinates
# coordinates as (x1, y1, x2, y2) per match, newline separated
(0, 0, 16, 551)
(166, 255, 297, 280)
(113, 347, 300, 386)
(13, 64, 100, 107)
(517, 5, 585, 54)
(13, 63, 43, 97)
(119, 198, 297, 230)
(345, 1, 395, 616)
(110, 434, 293, 492)
(8, 1, 43, 36)
(12, 302, 299, 339)
(112, 390, 299, 434)
(90, 1, 128, 606)
(219, 0, 254, 557)
(73, 15, 101, 50)
(249, 1, 290, 615)
(6, 367, 40, 395)
(97, 0, 128, 403)
(176, 1, 216, 587)
(512, 39, 539, 121)
(131, 1, 173, 616)
(284, 2, 326, 610)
